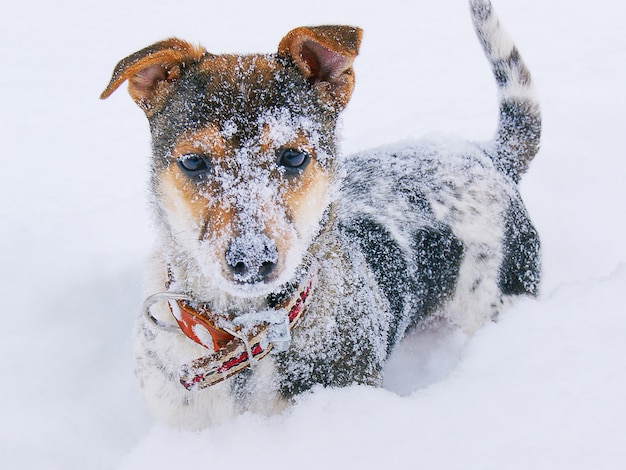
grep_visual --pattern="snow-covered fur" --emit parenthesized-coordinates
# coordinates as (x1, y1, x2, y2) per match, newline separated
(101, 0, 540, 430)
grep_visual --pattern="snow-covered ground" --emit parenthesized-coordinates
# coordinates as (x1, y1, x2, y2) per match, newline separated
(1, 0, 625, 468)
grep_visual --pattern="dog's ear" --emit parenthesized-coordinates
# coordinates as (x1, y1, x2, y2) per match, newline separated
(100, 38, 205, 115)
(278, 26, 362, 110)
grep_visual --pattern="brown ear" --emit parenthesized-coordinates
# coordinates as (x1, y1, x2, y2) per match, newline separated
(278, 25, 362, 110)
(100, 38, 205, 114)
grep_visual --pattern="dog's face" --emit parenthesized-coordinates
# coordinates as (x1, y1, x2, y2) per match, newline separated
(102, 27, 361, 298)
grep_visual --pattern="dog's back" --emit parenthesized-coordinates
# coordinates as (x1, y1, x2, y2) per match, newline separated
(335, 0, 540, 341)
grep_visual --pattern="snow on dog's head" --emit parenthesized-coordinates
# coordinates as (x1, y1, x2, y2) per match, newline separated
(155, 107, 333, 296)
(100, 27, 361, 298)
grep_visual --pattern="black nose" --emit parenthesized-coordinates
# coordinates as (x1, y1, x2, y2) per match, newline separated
(225, 234, 278, 283)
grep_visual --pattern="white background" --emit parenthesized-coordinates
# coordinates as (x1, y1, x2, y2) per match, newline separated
(1, 1, 625, 468)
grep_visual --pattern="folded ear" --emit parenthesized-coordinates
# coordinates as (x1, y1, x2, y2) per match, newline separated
(278, 25, 362, 110)
(100, 38, 205, 115)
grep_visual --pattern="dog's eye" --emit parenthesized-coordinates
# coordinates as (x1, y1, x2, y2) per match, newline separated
(178, 154, 209, 175)
(277, 148, 310, 173)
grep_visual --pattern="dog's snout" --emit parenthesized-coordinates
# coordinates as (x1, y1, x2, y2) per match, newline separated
(225, 234, 278, 284)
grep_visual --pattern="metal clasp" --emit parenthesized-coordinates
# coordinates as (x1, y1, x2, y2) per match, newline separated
(142, 292, 194, 333)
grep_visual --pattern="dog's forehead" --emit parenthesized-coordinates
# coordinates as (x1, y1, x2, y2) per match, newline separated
(149, 53, 324, 155)
(197, 54, 283, 110)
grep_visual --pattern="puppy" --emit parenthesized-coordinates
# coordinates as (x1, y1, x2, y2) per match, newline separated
(101, 0, 540, 429)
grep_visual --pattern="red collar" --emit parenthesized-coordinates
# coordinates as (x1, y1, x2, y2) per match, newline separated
(143, 269, 315, 390)
(178, 275, 313, 390)
(169, 300, 235, 352)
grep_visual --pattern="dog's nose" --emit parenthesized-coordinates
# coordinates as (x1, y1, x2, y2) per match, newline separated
(225, 234, 278, 283)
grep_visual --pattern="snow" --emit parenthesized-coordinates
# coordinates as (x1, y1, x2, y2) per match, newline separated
(1, 0, 625, 468)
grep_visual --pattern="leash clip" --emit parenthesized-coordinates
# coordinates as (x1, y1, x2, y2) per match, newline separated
(264, 313, 291, 353)
(229, 310, 291, 356)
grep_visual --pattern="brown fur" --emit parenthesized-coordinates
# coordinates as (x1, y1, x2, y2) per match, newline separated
(102, 26, 361, 114)
(101, 38, 205, 114)
(278, 26, 361, 109)
(149, 101, 333, 281)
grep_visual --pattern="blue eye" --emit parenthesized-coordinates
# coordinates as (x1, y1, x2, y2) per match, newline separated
(277, 148, 310, 172)
(178, 154, 209, 175)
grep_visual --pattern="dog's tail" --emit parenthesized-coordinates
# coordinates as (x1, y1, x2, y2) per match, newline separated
(470, 0, 541, 182)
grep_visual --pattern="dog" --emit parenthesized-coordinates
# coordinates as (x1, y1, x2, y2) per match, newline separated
(101, 0, 540, 430)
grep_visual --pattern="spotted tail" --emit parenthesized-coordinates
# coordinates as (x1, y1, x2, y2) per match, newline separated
(470, 0, 541, 182)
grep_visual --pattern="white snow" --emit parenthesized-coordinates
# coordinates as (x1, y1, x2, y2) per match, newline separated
(1, 0, 625, 469)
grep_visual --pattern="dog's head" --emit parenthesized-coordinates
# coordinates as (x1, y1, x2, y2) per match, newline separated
(102, 26, 361, 298)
